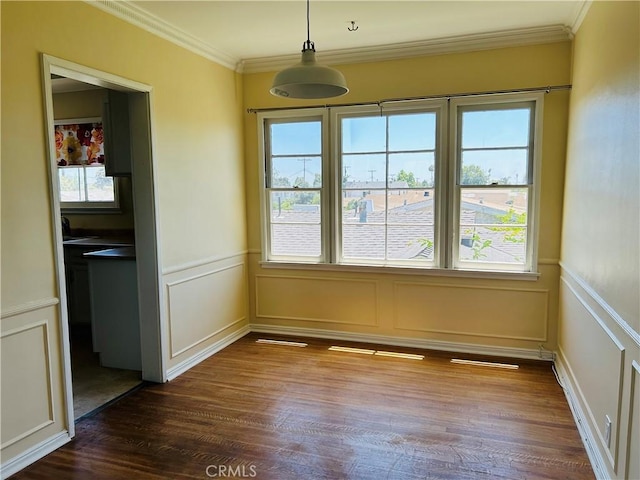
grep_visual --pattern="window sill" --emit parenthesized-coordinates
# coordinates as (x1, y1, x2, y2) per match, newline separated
(61, 206, 122, 215)
(259, 260, 541, 281)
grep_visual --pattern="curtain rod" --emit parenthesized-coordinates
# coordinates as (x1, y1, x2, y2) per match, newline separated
(246, 84, 571, 114)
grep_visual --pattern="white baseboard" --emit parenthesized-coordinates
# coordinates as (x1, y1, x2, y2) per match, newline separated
(166, 324, 250, 381)
(1, 431, 71, 480)
(554, 349, 609, 480)
(249, 323, 547, 361)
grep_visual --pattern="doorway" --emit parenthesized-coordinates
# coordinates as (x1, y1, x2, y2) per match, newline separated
(41, 55, 165, 432)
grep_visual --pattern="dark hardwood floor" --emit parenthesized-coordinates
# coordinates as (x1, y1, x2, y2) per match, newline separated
(12, 333, 594, 479)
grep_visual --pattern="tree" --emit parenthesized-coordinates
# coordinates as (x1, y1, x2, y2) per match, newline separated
(461, 165, 490, 185)
(293, 177, 309, 188)
(272, 169, 291, 187)
(396, 169, 418, 187)
(313, 173, 322, 187)
(490, 208, 527, 243)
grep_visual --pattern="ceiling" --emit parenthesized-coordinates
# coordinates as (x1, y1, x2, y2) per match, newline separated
(110, 0, 587, 71)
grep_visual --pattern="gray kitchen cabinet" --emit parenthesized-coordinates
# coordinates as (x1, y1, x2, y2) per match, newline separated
(64, 246, 101, 326)
(103, 90, 132, 177)
(85, 247, 141, 371)
(63, 237, 135, 327)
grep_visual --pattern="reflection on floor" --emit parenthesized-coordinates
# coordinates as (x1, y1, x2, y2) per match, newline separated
(70, 325, 142, 419)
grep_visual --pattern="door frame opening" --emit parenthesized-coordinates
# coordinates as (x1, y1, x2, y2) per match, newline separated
(41, 54, 166, 436)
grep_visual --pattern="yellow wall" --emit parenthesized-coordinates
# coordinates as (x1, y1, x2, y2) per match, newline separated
(53, 88, 136, 231)
(5, 0, 637, 476)
(243, 42, 571, 353)
(1, 0, 247, 470)
(558, 2, 639, 478)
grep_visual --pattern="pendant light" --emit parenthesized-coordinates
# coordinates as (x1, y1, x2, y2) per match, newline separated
(270, 0, 348, 99)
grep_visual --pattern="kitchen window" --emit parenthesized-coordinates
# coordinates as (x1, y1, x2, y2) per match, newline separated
(55, 118, 119, 211)
(258, 92, 542, 274)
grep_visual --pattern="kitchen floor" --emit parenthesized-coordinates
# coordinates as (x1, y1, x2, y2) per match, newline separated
(70, 324, 142, 419)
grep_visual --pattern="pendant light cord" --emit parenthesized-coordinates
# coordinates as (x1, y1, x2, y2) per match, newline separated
(303, 0, 315, 52)
(307, 0, 310, 43)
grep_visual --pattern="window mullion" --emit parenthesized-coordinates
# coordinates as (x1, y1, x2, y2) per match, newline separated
(445, 99, 459, 269)
(322, 111, 332, 264)
(384, 115, 390, 261)
(82, 166, 89, 201)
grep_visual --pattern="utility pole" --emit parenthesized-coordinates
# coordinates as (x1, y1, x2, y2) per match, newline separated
(368, 169, 376, 182)
(298, 157, 311, 183)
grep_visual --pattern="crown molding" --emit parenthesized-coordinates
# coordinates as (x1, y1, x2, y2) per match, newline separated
(242, 24, 573, 74)
(86, 0, 238, 70)
(87, 0, 573, 75)
(570, 1, 593, 34)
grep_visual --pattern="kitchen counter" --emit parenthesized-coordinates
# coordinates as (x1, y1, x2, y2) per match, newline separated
(63, 237, 133, 326)
(83, 246, 136, 260)
(63, 236, 134, 248)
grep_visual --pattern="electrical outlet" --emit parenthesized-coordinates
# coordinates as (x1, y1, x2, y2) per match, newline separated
(604, 415, 612, 448)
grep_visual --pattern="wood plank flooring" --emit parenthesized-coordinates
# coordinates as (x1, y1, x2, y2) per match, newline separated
(12, 333, 594, 479)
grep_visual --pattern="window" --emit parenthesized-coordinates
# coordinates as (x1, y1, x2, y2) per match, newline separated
(55, 118, 118, 210)
(336, 105, 443, 266)
(452, 99, 538, 271)
(258, 93, 542, 274)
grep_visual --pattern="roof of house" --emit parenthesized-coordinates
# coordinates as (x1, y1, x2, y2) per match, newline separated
(270, 200, 526, 265)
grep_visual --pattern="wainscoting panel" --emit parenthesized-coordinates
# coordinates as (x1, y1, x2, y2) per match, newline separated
(0, 321, 54, 449)
(167, 261, 246, 358)
(256, 275, 379, 326)
(393, 282, 548, 341)
(559, 272, 629, 474)
(0, 300, 71, 478)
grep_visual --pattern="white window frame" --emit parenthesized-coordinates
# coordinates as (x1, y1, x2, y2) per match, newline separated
(258, 108, 330, 263)
(330, 101, 448, 268)
(449, 93, 543, 273)
(55, 116, 120, 212)
(257, 92, 543, 276)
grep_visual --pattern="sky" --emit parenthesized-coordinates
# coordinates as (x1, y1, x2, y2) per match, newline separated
(269, 107, 531, 186)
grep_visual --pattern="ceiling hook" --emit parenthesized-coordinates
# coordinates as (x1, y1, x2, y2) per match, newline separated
(348, 21, 359, 32)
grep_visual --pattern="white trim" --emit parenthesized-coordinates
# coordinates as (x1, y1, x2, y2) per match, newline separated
(249, 323, 547, 361)
(259, 259, 541, 281)
(166, 262, 245, 289)
(170, 318, 246, 359)
(45, 54, 152, 93)
(0, 431, 71, 480)
(392, 281, 549, 342)
(82, 1, 573, 74)
(166, 325, 250, 381)
(162, 251, 248, 275)
(255, 274, 380, 327)
(257, 109, 329, 263)
(330, 100, 447, 268)
(538, 258, 560, 266)
(560, 276, 625, 469)
(570, 1, 593, 34)
(166, 262, 246, 358)
(554, 349, 609, 480)
(41, 53, 77, 440)
(0, 420, 55, 451)
(626, 361, 640, 480)
(42, 53, 167, 426)
(0, 321, 56, 450)
(86, 0, 237, 71)
(560, 262, 640, 348)
(243, 25, 573, 73)
(449, 93, 544, 273)
(1, 298, 59, 319)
